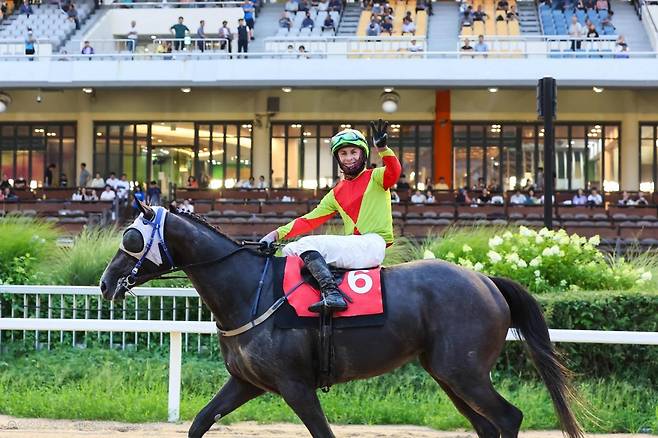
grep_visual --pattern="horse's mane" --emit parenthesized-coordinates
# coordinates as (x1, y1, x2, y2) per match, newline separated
(173, 209, 239, 245)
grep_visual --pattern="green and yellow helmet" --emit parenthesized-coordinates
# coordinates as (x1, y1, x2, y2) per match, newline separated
(330, 128, 369, 158)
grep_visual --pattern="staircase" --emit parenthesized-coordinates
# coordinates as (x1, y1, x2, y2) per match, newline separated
(427, 1, 461, 51)
(0, 12, 19, 37)
(517, 1, 541, 34)
(337, 3, 362, 36)
(609, 0, 652, 52)
(249, 2, 286, 52)
(61, 6, 107, 54)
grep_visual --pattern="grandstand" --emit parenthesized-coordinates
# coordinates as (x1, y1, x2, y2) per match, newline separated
(2, 0, 658, 241)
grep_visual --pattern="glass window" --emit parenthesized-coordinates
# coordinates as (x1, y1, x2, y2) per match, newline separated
(453, 146, 467, 189)
(108, 125, 121, 176)
(225, 125, 238, 187)
(239, 124, 252, 182)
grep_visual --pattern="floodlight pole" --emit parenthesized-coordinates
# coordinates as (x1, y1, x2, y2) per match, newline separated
(538, 77, 557, 229)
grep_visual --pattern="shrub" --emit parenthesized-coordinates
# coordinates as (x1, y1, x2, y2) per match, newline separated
(0, 217, 59, 284)
(423, 226, 653, 293)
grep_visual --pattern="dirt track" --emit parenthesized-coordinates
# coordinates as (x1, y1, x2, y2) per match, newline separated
(0, 416, 644, 438)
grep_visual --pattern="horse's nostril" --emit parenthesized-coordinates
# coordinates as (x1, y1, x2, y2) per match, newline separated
(100, 281, 107, 294)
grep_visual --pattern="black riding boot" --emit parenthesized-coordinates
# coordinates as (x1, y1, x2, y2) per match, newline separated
(301, 250, 348, 313)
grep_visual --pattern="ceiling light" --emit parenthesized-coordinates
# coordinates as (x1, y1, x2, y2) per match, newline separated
(380, 91, 400, 113)
(383, 87, 394, 93)
(281, 87, 292, 93)
(593, 86, 604, 93)
(82, 87, 93, 94)
(0, 92, 11, 113)
(180, 87, 191, 93)
(488, 87, 499, 93)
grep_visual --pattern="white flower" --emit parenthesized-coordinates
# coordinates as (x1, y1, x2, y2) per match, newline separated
(423, 249, 436, 259)
(538, 227, 552, 237)
(541, 246, 560, 257)
(641, 271, 652, 281)
(558, 235, 570, 245)
(489, 236, 504, 248)
(519, 226, 535, 237)
(535, 235, 544, 244)
(588, 235, 601, 247)
(458, 258, 474, 269)
(502, 231, 513, 239)
(487, 250, 502, 263)
(517, 259, 528, 268)
(462, 244, 472, 253)
(534, 269, 541, 277)
(473, 262, 484, 271)
(559, 279, 567, 287)
(530, 257, 542, 267)
(505, 253, 520, 263)
(445, 252, 455, 260)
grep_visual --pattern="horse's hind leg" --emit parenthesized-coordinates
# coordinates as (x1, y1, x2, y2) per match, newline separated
(420, 356, 500, 438)
(188, 376, 264, 438)
(278, 379, 335, 438)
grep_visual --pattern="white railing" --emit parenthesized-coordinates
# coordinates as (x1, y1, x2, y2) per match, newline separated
(264, 35, 427, 55)
(106, 0, 245, 7)
(0, 39, 53, 56)
(0, 317, 656, 422)
(453, 35, 619, 54)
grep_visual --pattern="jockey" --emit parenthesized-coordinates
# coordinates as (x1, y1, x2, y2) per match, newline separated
(259, 119, 402, 313)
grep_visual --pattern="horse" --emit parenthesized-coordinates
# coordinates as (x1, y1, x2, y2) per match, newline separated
(100, 201, 583, 438)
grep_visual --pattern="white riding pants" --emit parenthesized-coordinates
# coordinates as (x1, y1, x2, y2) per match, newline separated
(282, 233, 387, 269)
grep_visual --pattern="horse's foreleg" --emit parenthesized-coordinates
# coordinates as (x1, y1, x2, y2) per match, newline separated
(278, 380, 335, 438)
(188, 376, 264, 438)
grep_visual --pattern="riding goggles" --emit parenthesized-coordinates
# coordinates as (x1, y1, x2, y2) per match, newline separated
(330, 129, 369, 158)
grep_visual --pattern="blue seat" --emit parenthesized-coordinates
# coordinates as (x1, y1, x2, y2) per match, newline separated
(549, 49, 562, 58)
(599, 9, 608, 19)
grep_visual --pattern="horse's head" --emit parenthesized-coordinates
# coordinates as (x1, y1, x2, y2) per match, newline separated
(100, 200, 177, 301)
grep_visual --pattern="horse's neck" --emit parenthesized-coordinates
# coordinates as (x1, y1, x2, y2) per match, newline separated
(185, 248, 267, 330)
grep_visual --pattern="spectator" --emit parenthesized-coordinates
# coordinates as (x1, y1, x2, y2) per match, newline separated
(366, 21, 380, 36)
(595, 0, 608, 11)
(525, 189, 539, 205)
(455, 187, 472, 204)
(473, 5, 487, 21)
(474, 34, 488, 54)
(285, 43, 295, 57)
(127, 20, 138, 52)
(298, 45, 310, 59)
(218, 20, 233, 54)
(536, 167, 545, 190)
(170, 16, 189, 51)
(279, 12, 292, 30)
(100, 185, 116, 201)
(242, 176, 255, 188)
(318, 0, 328, 11)
(322, 14, 336, 32)
(506, 4, 518, 20)
(1, 187, 17, 201)
(615, 35, 629, 57)
(301, 11, 314, 30)
(416, 0, 432, 15)
(637, 192, 650, 205)
(436, 176, 449, 190)
(411, 189, 426, 203)
(510, 190, 527, 205)
(461, 38, 474, 52)
(146, 180, 161, 206)
(197, 20, 206, 52)
(67, 3, 80, 30)
(407, 39, 424, 52)
(45, 163, 56, 187)
(84, 188, 98, 201)
(390, 190, 400, 203)
(116, 173, 130, 199)
(401, 16, 416, 35)
(81, 40, 94, 57)
(575, 0, 587, 10)
(257, 175, 267, 189)
(72, 188, 84, 201)
(19, 0, 33, 16)
(1, 1, 7, 21)
(587, 188, 603, 205)
(237, 18, 250, 55)
(372, 1, 383, 15)
(59, 173, 68, 187)
(328, 0, 341, 12)
(242, 0, 255, 39)
(572, 188, 588, 205)
(586, 22, 598, 38)
(24, 29, 36, 60)
(90, 172, 105, 188)
(187, 175, 199, 188)
(396, 174, 410, 191)
(617, 190, 633, 206)
(298, 0, 309, 12)
(568, 15, 584, 51)
(106, 172, 119, 190)
(285, 0, 298, 11)
(78, 162, 90, 187)
(380, 16, 393, 35)
(12, 176, 25, 190)
(423, 177, 433, 191)
(0, 174, 11, 190)
(496, 0, 509, 11)
(478, 188, 492, 204)
(425, 190, 435, 203)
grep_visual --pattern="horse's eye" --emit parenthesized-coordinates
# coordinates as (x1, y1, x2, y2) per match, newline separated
(122, 229, 144, 253)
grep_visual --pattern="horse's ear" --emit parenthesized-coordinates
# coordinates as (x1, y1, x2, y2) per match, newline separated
(136, 199, 154, 220)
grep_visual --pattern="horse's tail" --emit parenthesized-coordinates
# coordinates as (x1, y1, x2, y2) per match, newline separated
(489, 276, 584, 438)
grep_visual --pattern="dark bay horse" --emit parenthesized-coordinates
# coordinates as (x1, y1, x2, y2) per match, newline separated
(100, 202, 583, 438)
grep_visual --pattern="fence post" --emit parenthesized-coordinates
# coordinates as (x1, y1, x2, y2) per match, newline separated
(168, 331, 182, 422)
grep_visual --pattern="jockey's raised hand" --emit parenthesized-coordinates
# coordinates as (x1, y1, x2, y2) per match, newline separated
(370, 118, 389, 150)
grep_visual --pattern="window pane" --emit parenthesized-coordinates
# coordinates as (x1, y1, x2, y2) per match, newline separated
(502, 144, 517, 192)
(225, 125, 238, 187)
(272, 124, 285, 137)
(640, 139, 653, 192)
(486, 146, 500, 191)
(61, 137, 75, 187)
(46, 137, 60, 186)
(287, 138, 302, 188)
(122, 125, 135, 181)
(571, 136, 586, 190)
(585, 126, 601, 191)
(239, 124, 252, 182)
(1, 150, 13, 180)
(604, 139, 619, 192)
(152, 122, 194, 146)
(453, 125, 467, 146)
(108, 126, 121, 176)
(453, 146, 467, 189)
(521, 137, 535, 189)
(470, 146, 484, 189)
(319, 136, 333, 189)
(302, 136, 318, 189)
(136, 138, 148, 186)
(15, 150, 28, 183)
(271, 137, 285, 188)
(94, 126, 107, 178)
(555, 127, 568, 190)
(641, 125, 653, 139)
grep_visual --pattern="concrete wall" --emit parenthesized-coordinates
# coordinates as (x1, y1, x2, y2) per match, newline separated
(2, 87, 658, 190)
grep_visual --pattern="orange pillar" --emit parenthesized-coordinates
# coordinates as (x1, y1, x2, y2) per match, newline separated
(434, 90, 452, 187)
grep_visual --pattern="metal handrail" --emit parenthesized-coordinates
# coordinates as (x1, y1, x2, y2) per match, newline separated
(106, 0, 245, 7)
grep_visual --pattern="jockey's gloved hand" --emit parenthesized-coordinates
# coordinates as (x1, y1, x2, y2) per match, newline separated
(259, 230, 278, 249)
(370, 118, 389, 149)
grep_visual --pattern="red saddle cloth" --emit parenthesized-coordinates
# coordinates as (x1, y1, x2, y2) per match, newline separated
(283, 256, 384, 318)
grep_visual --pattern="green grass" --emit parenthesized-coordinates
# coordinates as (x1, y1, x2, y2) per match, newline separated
(0, 348, 655, 432)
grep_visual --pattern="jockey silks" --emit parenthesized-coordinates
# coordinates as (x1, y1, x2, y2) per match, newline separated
(276, 147, 402, 245)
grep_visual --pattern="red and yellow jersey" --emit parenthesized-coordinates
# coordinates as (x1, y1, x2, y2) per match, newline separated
(276, 147, 402, 245)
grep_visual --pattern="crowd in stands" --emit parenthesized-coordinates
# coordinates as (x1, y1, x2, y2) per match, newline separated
(460, 0, 517, 28)
(279, 0, 341, 37)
